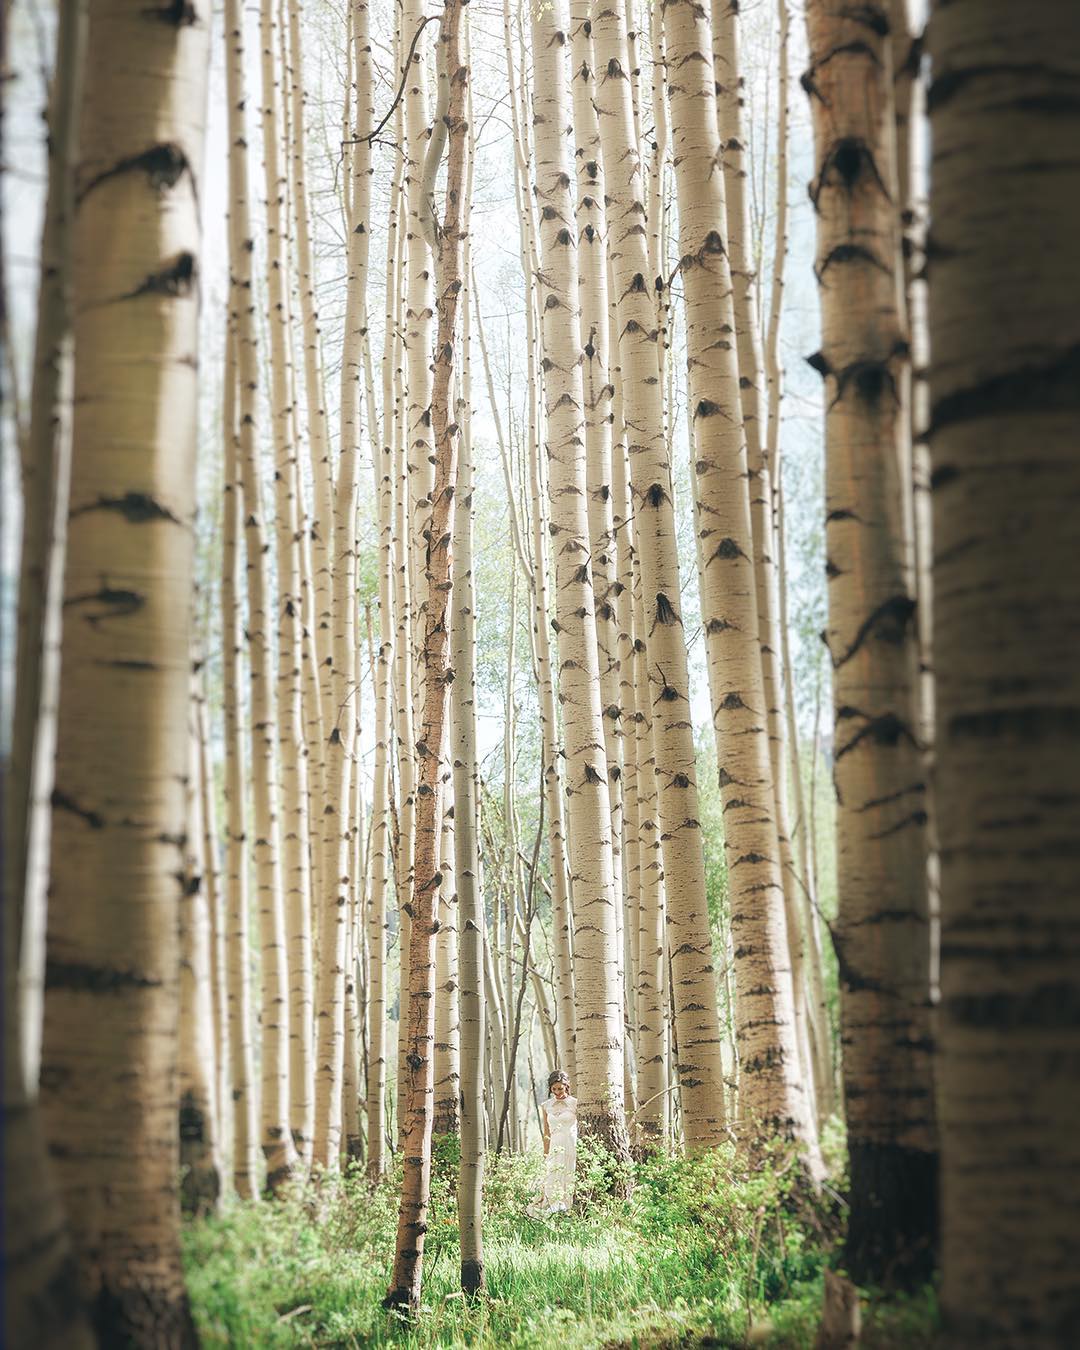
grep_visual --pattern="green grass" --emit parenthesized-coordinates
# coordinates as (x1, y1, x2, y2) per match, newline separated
(183, 1137, 937, 1348)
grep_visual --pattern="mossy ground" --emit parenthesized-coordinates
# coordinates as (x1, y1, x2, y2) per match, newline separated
(183, 1133, 937, 1347)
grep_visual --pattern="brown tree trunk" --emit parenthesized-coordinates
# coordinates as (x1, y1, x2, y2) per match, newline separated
(385, 0, 467, 1313)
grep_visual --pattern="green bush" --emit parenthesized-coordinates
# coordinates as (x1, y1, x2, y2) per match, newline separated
(183, 1138, 935, 1348)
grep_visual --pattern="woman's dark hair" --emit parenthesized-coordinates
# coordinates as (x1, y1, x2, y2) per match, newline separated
(547, 1069, 570, 1090)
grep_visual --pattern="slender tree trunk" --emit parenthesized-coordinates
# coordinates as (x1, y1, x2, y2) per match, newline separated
(4, 735, 92, 1349)
(385, 0, 467, 1311)
(776, 478, 834, 1124)
(498, 0, 578, 1078)
(262, 0, 314, 1167)
(484, 930, 508, 1151)
(764, 0, 835, 1127)
(571, 0, 624, 1020)
(2, 25, 90, 1331)
(288, 0, 334, 745)
(196, 677, 233, 1179)
(592, 0, 722, 1151)
(609, 283, 639, 1069)
(367, 62, 404, 1188)
(713, 0, 822, 1139)
(343, 770, 365, 1163)
(666, 0, 816, 1166)
(928, 4, 1080, 1340)
(395, 0, 430, 1127)
(180, 707, 223, 1215)
(501, 577, 519, 1138)
(401, 0, 437, 818)
(383, 43, 415, 1151)
(433, 798, 461, 1135)
(629, 535, 668, 1150)
(531, 0, 628, 1158)
(453, 258, 485, 1272)
(226, 0, 297, 1190)
(805, 0, 935, 1281)
(311, 0, 371, 1173)
(40, 0, 209, 1332)
(7, 0, 84, 1096)
(313, 419, 359, 1171)
(220, 316, 260, 1200)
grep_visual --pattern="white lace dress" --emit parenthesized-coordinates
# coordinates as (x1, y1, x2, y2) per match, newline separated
(539, 1094, 578, 1212)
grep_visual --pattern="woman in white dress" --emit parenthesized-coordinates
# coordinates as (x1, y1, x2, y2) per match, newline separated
(538, 1070, 577, 1213)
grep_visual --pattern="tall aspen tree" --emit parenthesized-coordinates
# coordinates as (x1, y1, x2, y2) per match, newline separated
(454, 248, 485, 1289)
(395, 0, 434, 1116)
(283, 0, 329, 1137)
(220, 319, 260, 1199)
(712, 0, 820, 1130)
(645, 0, 670, 430)
(805, 0, 934, 1278)
(385, 53, 416, 1142)
(762, 0, 789, 495)
(665, 0, 816, 1163)
(368, 54, 405, 1185)
(929, 2, 1080, 1338)
(314, 393, 360, 1171)
(592, 0, 722, 1151)
(531, 0, 628, 1157)
(766, 0, 834, 1123)
(386, 0, 468, 1311)
(287, 0, 334, 732)
(312, 0, 373, 1174)
(403, 0, 437, 740)
(499, 0, 578, 1076)
(262, 0, 314, 1165)
(609, 283, 640, 1058)
(40, 0, 208, 1331)
(227, 0, 297, 1188)
(570, 0, 623, 983)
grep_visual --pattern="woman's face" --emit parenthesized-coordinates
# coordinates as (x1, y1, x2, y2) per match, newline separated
(551, 1080, 569, 1100)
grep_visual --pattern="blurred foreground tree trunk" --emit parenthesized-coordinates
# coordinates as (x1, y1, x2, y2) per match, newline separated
(40, 0, 210, 1336)
(385, 0, 467, 1312)
(928, 2, 1080, 1341)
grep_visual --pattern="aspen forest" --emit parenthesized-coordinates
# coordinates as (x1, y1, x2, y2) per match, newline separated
(2, 0, 1078, 1343)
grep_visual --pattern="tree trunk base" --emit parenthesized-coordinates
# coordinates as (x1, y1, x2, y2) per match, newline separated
(461, 1259, 484, 1296)
(845, 1140, 938, 1288)
(179, 1096, 221, 1217)
(382, 1284, 419, 1319)
(92, 1283, 199, 1350)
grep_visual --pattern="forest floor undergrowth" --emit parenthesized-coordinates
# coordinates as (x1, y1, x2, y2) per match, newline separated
(183, 1133, 938, 1348)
